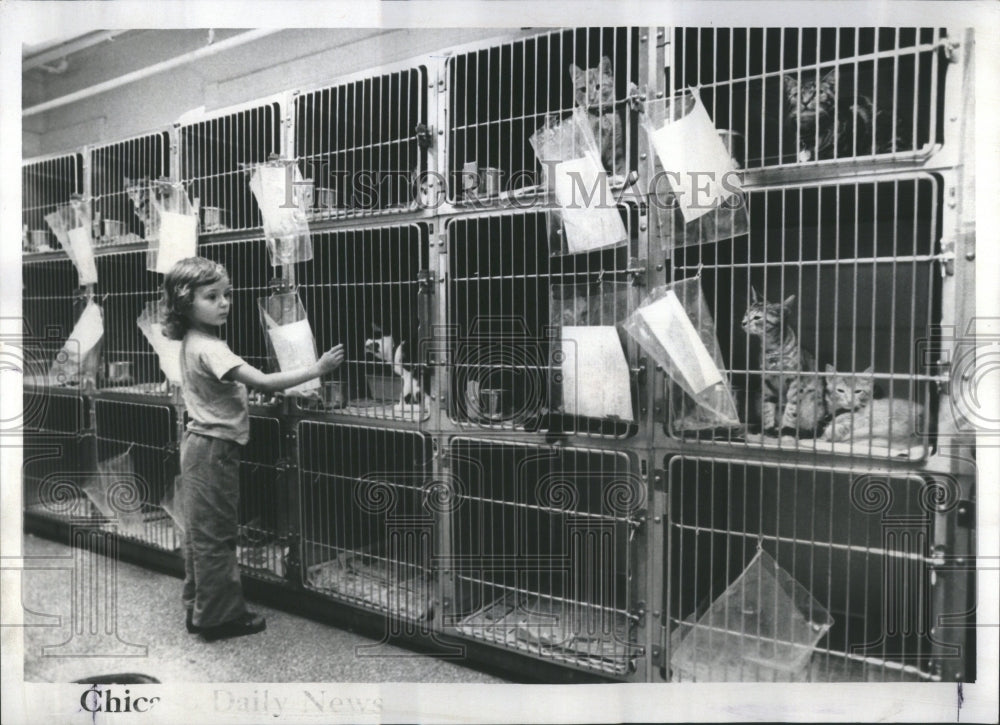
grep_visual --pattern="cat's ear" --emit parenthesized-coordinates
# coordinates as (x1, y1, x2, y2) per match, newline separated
(781, 294, 797, 309)
(569, 64, 583, 81)
(783, 74, 798, 92)
(750, 286, 760, 303)
(825, 363, 835, 373)
(599, 56, 614, 75)
(820, 68, 839, 85)
(861, 365, 874, 375)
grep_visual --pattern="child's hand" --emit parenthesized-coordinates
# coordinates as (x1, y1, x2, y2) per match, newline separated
(317, 344, 345, 375)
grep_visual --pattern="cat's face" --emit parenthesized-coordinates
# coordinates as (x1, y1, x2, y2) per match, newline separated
(784, 70, 838, 125)
(741, 288, 796, 337)
(364, 333, 395, 363)
(570, 56, 616, 110)
(824, 364, 874, 412)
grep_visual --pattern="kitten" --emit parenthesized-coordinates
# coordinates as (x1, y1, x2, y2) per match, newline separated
(741, 288, 816, 435)
(569, 57, 627, 183)
(821, 365, 924, 447)
(364, 323, 424, 406)
(782, 69, 898, 163)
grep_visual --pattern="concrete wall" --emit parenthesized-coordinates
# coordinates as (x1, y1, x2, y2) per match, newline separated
(24, 28, 528, 158)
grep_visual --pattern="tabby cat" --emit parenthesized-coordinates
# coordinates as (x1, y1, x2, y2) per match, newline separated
(821, 365, 924, 446)
(782, 69, 898, 163)
(569, 57, 627, 183)
(741, 288, 821, 435)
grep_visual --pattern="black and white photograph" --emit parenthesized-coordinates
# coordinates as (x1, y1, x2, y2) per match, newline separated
(2, 1, 998, 723)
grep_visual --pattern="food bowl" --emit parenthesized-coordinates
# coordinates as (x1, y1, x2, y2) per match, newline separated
(201, 206, 227, 232)
(366, 374, 403, 403)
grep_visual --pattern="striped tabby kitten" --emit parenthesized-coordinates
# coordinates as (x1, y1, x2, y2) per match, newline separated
(741, 288, 819, 435)
(569, 56, 627, 183)
(821, 365, 924, 446)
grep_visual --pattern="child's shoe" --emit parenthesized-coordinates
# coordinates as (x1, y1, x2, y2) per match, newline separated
(185, 609, 202, 634)
(199, 612, 266, 642)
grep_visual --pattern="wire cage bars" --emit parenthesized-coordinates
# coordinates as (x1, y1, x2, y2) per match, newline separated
(447, 209, 643, 438)
(22, 154, 84, 254)
(448, 27, 639, 204)
(89, 132, 170, 247)
(294, 66, 429, 219)
(448, 438, 644, 677)
(93, 398, 179, 551)
(665, 27, 949, 169)
(665, 456, 946, 682)
(179, 103, 282, 234)
(298, 422, 437, 621)
(293, 223, 431, 420)
(664, 175, 941, 460)
(235, 415, 290, 580)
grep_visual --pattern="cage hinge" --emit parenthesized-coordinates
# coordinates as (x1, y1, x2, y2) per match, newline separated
(937, 237, 956, 277)
(415, 124, 434, 150)
(955, 500, 974, 529)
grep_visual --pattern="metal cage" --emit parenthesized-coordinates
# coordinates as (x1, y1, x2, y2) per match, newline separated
(179, 103, 282, 234)
(297, 421, 437, 621)
(448, 437, 644, 677)
(22, 257, 85, 388)
(22, 153, 84, 254)
(236, 415, 290, 581)
(294, 66, 429, 219)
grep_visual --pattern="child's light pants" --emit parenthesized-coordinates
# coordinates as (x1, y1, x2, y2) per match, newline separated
(180, 431, 247, 627)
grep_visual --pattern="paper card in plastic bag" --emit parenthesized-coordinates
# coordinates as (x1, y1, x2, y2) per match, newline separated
(552, 154, 629, 253)
(249, 164, 313, 266)
(267, 318, 320, 395)
(560, 326, 633, 421)
(155, 211, 198, 274)
(637, 291, 722, 395)
(645, 91, 738, 224)
(87, 447, 148, 538)
(67, 226, 98, 285)
(136, 302, 182, 384)
(49, 300, 104, 386)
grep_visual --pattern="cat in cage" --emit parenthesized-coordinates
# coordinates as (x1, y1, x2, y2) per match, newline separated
(569, 56, 637, 185)
(364, 322, 426, 406)
(821, 365, 925, 448)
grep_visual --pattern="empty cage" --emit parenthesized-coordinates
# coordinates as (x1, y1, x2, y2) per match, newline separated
(449, 438, 644, 676)
(236, 415, 290, 580)
(95, 249, 169, 393)
(294, 66, 429, 219)
(22, 154, 84, 253)
(447, 209, 643, 437)
(665, 456, 946, 682)
(179, 103, 282, 234)
(93, 399, 179, 550)
(666, 27, 949, 169)
(448, 27, 639, 204)
(298, 422, 436, 620)
(294, 223, 430, 420)
(665, 175, 942, 460)
(90, 132, 170, 247)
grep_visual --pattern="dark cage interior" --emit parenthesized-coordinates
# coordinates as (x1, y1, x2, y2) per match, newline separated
(669, 27, 948, 168)
(448, 27, 639, 202)
(298, 423, 435, 620)
(295, 224, 429, 407)
(667, 457, 939, 682)
(669, 176, 942, 458)
(447, 210, 640, 437)
(23, 257, 80, 359)
(294, 68, 428, 216)
(236, 416, 289, 580)
(179, 104, 281, 233)
(90, 133, 170, 244)
(22, 154, 84, 250)
(449, 439, 642, 675)
(22, 394, 92, 519)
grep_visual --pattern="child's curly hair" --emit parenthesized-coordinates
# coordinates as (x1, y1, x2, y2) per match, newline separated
(161, 257, 230, 340)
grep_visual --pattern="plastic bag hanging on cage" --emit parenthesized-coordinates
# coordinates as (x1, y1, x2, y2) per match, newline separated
(549, 280, 634, 417)
(257, 288, 320, 395)
(248, 162, 313, 266)
(642, 90, 749, 249)
(48, 298, 104, 387)
(529, 108, 628, 255)
(45, 200, 98, 286)
(621, 276, 739, 431)
(670, 548, 834, 682)
(136, 301, 182, 385)
(141, 181, 199, 274)
(86, 444, 148, 539)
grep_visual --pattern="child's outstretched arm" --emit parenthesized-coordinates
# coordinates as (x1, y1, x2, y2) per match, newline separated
(227, 344, 345, 392)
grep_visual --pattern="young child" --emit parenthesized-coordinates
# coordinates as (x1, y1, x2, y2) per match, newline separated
(163, 256, 344, 641)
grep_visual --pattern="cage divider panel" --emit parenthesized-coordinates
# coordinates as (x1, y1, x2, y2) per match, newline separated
(447, 28, 639, 205)
(179, 103, 281, 233)
(90, 133, 170, 247)
(666, 175, 940, 461)
(666, 455, 938, 682)
(297, 422, 435, 619)
(294, 67, 428, 218)
(22, 154, 84, 252)
(93, 399, 178, 550)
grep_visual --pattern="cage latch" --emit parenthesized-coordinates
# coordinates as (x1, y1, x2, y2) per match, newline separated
(627, 257, 647, 287)
(415, 124, 434, 150)
(627, 83, 645, 114)
(283, 533, 304, 589)
(942, 39, 962, 63)
(938, 237, 956, 277)
(418, 269, 436, 293)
